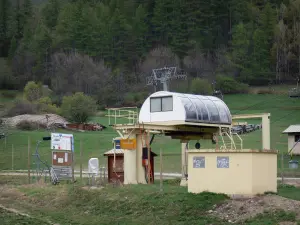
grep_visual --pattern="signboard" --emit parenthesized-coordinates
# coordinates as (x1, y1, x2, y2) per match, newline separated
(193, 156, 205, 168)
(217, 156, 229, 168)
(52, 151, 72, 166)
(52, 151, 73, 180)
(120, 138, 136, 150)
(51, 133, 74, 151)
(52, 166, 72, 180)
(51, 133, 74, 181)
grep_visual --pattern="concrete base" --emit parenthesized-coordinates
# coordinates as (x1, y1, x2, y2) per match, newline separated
(180, 178, 188, 186)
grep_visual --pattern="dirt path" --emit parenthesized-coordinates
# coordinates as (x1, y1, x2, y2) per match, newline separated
(209, 194, 300, 224)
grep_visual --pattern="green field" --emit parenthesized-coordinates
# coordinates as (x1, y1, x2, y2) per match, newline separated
(1, 92, 300, 174)
(0, 175, 300, 225)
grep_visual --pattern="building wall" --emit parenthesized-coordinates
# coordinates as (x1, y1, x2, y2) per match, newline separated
(252, 153, 277, 194)
(188, 150, 277, 196)
(288, 134, 300, 155)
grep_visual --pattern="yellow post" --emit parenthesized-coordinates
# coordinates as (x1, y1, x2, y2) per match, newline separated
(262, 114, 270, 149)
(180, 140, 188, 186)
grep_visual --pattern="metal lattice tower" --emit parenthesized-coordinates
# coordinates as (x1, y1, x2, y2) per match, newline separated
(146, 66, 187, 91)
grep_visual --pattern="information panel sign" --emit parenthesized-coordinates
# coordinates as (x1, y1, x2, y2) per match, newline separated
(51, 133, 74, 151)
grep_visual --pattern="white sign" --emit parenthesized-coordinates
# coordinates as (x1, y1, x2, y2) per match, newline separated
(88, 158, 99, 175)
(51, 133, 74, 151)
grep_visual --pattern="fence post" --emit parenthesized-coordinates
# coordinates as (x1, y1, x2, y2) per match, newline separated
(72, 151, 75, 183)
(160, 148, 163, 192)
(11, 144, 14, 171)
(281, 151, 284, 184)
(80, 139, 83, 181)
(28, 136, 31, 184)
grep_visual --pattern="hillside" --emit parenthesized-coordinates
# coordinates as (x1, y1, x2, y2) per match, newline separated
(1, 0, 300, 108)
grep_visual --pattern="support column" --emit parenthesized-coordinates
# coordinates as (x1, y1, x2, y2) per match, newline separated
(123, 132, 138, 184)
(262, 114, 270, 150)
(180, 140, 188, 186)
(124, 150, 137, 184)
(136, 134, 147, 184)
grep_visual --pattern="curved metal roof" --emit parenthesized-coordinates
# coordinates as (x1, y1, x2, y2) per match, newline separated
(174, 92, 232, 125)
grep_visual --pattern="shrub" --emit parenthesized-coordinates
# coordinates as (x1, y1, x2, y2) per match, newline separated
(124, 92, 148, 107)
(256, 89, 274, 95)
(190, 78, 213, 95)
(1, 90, 17, 99)
(37, 97, 60, 114)
(61, 92, 97, 123)
(16, 120, 46, 131)
(216, 75, 249, 94)
(5, 98, 38, 117)
(24, 81, 43, 102)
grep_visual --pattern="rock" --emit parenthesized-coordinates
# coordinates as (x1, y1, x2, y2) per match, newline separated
(208, 210, 213, 213)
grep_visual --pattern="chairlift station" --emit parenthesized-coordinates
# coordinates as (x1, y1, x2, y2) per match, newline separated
(107, 89, 277, 197)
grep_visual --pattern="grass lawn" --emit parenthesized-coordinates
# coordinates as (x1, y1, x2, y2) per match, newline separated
(1, 93, 300, 174)
(0, 208, 52, 225)
(0, 176, 300, 225)
(278, 183, 300, 201)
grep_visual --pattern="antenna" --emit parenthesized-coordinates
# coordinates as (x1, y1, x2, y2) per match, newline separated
(146, 66, 187, 91)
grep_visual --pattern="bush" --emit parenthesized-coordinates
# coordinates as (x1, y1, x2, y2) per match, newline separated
(1, 90, 17, 99)
(16, 120, 46, 131)
(123, 92, 147, 107)
(23, 81, 43, 102)
(37, 97, 60, 114)
(216, 75, 249, 94)
(190, 78, 213, 95)
(5, 98, 38, 117)
(61, 92, 97, 123)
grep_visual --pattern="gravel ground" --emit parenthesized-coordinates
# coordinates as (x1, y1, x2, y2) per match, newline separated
(209, 194, 300, 223)
(2, 114, 68, 128)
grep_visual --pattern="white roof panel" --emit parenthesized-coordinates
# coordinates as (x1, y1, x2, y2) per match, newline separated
(103, 149, 125, 155)
(282, 125, 300, 133)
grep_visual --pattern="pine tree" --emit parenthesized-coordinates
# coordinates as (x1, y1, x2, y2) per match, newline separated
(250, 28, 271, 83)
(260, 2, 276, 45)
(229, 23, 250, 77)
(8, 35, 17, 60)
(42, 0, 60, 29)
(23, 0, 33, 19)
(0, 0, 12, 56)
(109, 8, 130, 67)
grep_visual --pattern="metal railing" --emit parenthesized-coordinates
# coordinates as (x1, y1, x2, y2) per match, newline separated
(105, 107, 139, 125)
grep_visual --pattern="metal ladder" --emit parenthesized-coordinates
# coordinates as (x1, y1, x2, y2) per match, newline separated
(220, 131, 243, 150)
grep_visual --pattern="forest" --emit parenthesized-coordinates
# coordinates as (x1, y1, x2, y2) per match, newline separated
(0, 0, 300, 107)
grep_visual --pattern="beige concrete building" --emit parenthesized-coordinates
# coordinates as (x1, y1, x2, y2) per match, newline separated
(283, 125, 300, 155)
(188, 149, 278, 196)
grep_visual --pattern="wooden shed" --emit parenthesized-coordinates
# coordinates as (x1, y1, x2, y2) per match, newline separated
(103, 148, 157, 184)
(103, 149, 125, 183)
(283, 125, 300, 155)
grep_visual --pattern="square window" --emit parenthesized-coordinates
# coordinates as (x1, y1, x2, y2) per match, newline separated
(162, 96, 173, 111)
(150, 98, 161, 112)
(295, 135, 300, 142)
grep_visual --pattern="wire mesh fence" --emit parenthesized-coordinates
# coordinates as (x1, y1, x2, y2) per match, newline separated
(278, 153, 300, 181)
(1, 132, 299, 185)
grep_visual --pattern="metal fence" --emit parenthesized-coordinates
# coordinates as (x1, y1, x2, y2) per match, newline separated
(278, 153, 300, 181)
